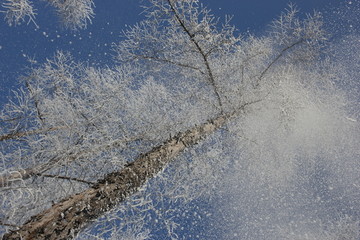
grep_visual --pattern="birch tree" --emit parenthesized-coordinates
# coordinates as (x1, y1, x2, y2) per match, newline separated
(1, 0, 359, 239)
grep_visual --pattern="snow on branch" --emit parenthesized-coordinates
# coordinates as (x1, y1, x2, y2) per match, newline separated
(1, 0, 94, 29)
(1, 0, 36, 26)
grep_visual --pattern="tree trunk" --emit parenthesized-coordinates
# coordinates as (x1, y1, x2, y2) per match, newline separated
(3, 113, 229, 240)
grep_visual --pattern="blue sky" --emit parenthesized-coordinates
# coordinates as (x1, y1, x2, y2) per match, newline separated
(0, 0, 349, 104)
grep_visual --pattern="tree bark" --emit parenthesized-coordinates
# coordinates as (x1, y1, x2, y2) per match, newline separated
(3, 113, 229, 240)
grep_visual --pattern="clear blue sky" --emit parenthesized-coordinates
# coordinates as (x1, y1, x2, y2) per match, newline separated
(0, 0, 349, 104)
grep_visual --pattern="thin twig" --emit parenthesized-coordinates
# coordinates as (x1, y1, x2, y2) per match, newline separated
(0, 126, 67, 142)
(0, 220, 19, 228)
(36, 174, 95, 185)
(25, 79, 45, 124)
(257, 39, 303, 85)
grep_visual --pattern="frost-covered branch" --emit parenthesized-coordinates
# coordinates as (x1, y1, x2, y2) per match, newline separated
(46, 0, 94, 30)
(256, 4, 326, 85)
(1, 0, 94, 29)
(0, 126, 65, 142)
(0, 135, 143, 188)
(1, 0, 36, 26)
(166, 0, 224, 111)
(116, 0, 241, 113)
(2, 110, 234, 239)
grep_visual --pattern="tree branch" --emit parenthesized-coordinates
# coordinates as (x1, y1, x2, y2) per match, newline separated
(256, 39, 304, 86)
(4, 105, 259, 239)
(25, 79, 45, 124)
(0, 136, 142, 188)
(0, 126, 66, 142)
(167, 0, 224, 112)
(36, 174, 95, 185)
(0, 221, 19, 229)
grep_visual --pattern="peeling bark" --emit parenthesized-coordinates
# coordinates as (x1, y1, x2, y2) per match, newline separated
(3, 113, 229, 240)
